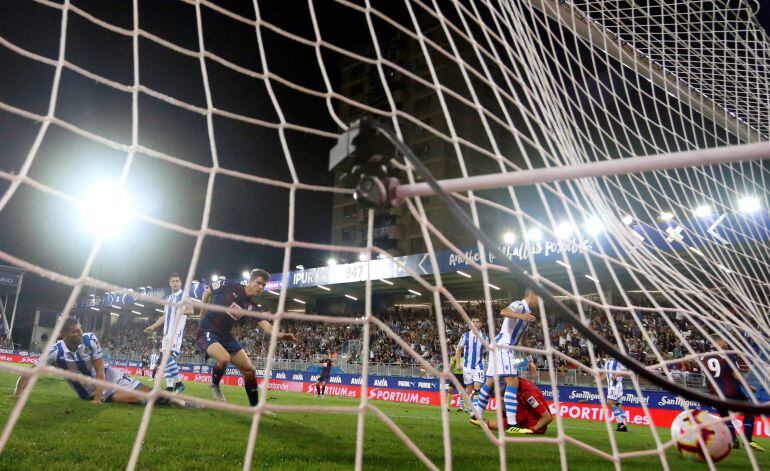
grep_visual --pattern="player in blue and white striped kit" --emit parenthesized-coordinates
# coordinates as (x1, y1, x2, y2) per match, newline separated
(599, 356, 628, 432)
(145, 273, 192, 393)
(455, 317, 488, 413)
(472, 289, 540, 435)
(14, 317, 182, 406)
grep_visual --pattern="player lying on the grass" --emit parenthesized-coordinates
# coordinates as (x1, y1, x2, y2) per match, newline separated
(144, 272, 193, 393)
(315, 358, 332, 397)
(470, 377, 553, 434)
(455, 316, 487, 414)
(701, 335, 765, 452)
(197, 269, 296, 407)
(598, 356, 628, 432)
(13, 317, 183, 406)
(472, 289, 539, 435)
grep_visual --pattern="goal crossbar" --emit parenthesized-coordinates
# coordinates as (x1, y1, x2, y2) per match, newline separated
(395, 140, 770, 199)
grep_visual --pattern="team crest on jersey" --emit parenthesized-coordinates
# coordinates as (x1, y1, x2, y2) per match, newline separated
(527, 396, 539, 408)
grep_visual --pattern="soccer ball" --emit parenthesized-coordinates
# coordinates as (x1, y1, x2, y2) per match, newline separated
(670, 409, 732, 462)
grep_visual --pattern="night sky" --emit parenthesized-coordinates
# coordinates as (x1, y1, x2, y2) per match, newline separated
(1, 1, 770, 338)
(0, 0, 394, 331)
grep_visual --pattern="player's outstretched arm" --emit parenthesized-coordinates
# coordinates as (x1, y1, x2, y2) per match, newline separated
(198, 287, 212, 318)
(454, 342, 463, 369)
(91, 357, 105, 404)
(144, 315, 165, 335)
(531, 410, 553, 432)
(528, 356, 537, 377)
(257, 320, 297, 342)
(500, 306, 535, 322)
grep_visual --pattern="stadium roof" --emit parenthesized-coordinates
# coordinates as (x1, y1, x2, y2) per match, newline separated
(76, 210, 768, 317)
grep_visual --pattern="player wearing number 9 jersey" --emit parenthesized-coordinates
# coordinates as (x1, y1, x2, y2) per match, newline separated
(701, 336, 765, 452)
(196, 269, 297, 407)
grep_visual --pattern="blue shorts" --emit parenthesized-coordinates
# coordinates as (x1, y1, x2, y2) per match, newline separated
(196, 329, 243, 355)
(318, 374, 330, 383)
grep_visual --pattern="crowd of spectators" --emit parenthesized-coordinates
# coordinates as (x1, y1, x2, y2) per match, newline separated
(91, 296, 725, 378)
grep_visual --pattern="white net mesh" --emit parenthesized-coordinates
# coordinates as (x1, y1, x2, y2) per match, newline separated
(0, 0, 769, 469)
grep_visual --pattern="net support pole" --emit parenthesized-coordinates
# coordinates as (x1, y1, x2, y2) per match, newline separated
(8, 273, 23, 345)
(394, 141, 770, 199)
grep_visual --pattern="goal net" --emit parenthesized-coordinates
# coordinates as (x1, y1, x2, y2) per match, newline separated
(0, 0, 769, 469)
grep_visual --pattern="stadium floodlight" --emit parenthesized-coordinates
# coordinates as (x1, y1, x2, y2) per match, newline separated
(292, 298, 306, 304)
(621, 215, 634, 225)
(131, 310, 142, 315)
(110, 312, 119, 317)
(585, 274, 599, 282)
(89, 307, 100, 311)
(738, 195, 761, 213)
(327, 258, 338, 266)
(111, 305, 121, 310)
(268, 290, 280, 295)
(583, 216, 604, 236)
(241, 271, 250, 278)
(154, 309, 163, 313)
(526, 227, 543, 242)
(358, 253, 369, 262)
(659, 211, 675, 221)
(380, 279, 394, 285)
(554, 222, 574, 239)
(211, 275, 219, 282)
(502, 231, 516, 244)
(408, 289, 422, 296)
(456, 270, 471, 278)
(79, 183, 133, 238)
(693, 205, 712, 217)
(344, 294, 358, 301)
(377, 253, 387, 259)
(317, 285, 331, 291)
(488, 283, 500, 290)
(556, 260, 571, 269)
(295, 265, 305, 270)
(134, 303, 144, 307)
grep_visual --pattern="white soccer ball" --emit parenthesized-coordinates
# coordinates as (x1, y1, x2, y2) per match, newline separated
(670, 409, 732, 462)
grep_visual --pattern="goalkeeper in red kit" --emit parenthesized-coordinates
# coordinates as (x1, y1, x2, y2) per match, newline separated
(470, 377, 553, 434)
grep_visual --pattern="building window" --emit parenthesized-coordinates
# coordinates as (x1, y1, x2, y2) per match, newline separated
(342, 227, 354, 241)
(342, 205, 357, 220)
(348, 80, 365, 97)
(414, 143, 431, 157)
(410, 237, 426, 253)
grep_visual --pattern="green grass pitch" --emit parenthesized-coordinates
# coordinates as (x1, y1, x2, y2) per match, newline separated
(0, 371, 766, 470)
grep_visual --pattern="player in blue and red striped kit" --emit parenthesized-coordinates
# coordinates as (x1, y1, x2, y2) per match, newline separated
(701, 336, 765, 452)
(197, 269, 296, 407)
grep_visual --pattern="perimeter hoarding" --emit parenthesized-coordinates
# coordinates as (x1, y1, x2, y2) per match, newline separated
(2, 351, 766, 437)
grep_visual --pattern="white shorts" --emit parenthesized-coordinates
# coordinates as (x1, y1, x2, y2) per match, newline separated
(100, 368, 142, 402)
(162, 319, 186, 354)
(608, 383, 624, 402)
(462, 367, 485, 386)
(485, 347, 518, 378)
